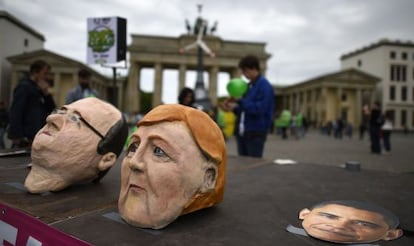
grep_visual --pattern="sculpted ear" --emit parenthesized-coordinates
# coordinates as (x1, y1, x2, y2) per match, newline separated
(200, 164, 218, 193)
(299, 208, 311, 220)
(383, 229, 403, 241)
(98, 152, 117, 171)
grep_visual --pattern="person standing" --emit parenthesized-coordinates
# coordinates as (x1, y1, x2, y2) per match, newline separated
(381, 111, 393, 154)
(334, 116, 344, 139)
(276, 109, 291, 139)
(221, 55, 275, 158)
(359, 104, 370, 140)
(369, 101, 383, 154)
(8, 60, 56, 148)
(177, 87, 195, 107)
(65, 68, 98, 104)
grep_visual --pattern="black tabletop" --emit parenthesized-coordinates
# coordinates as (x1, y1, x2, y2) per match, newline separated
(1, 154, 413, 245)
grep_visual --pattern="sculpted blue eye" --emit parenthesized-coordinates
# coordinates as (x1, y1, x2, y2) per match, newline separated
(153, 146, 167, 157)
(69, 114, 81, 122)
(151, 144, 173, 162)
(127, 142, 138, 156)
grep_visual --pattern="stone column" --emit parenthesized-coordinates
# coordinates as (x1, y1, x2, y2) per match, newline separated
(311, 89, 316, 124)
(336, 87, 343, 115)
(285, 95, 289, 111)
(124, 63, 139, 113)
(356, 88, 362, 127)
(318, 89, 323, 126)
(178, 64, 186, 93)
(303, 90, 308, 116)
(281, 95, 286, 110)
(209, 66, 219, 105)
(322, 87, 328, 122)
(284, 95, 288, 110)
(152, 63, 163, 107)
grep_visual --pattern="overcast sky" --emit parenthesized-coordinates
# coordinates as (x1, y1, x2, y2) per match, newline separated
(2, 0, 414, 104)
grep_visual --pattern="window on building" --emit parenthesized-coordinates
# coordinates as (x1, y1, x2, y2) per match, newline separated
(402, 66, 407, 81)
(402, 86, 407, 101)
(387, 110, 395, 122)
(341, 93, 347, 101)
(357, 60, 362, 67)
(390, 64, 407, 82)
(390, 51, 396, 59)
(401, 110, 407, 127)
(341, 109, 348, 122)
(389, 86, 395, 101)
(402, 52, 408, 60)
(24, 39, 29, 47)
(412, 111, 414, 128)
(413, 87, 414, 101)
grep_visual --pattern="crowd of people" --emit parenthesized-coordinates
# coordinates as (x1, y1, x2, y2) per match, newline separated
(320, 117, 353, 139)
(318, 102, 394, 155)
(273, 110, 308, 140)
(0, 56, 398, 159)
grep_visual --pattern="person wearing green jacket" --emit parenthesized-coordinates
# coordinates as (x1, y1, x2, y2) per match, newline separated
(275, 109, 291, 139)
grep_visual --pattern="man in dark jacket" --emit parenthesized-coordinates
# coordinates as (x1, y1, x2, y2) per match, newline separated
(221, 55, 275, 158)
(8, 60, 56, 148)
(369, 101, 383, 154)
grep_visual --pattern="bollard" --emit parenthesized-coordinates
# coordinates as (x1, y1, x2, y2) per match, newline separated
(345, 161, 361, 172)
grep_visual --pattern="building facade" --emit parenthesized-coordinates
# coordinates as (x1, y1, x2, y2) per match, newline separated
(277, 69, 379, 129)
(0, 10, 45, 103)
(341, 39, 414, 130)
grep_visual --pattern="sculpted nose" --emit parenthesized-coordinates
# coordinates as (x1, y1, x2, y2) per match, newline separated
(332, 220, 355, 232)
(128, 151, 146, 173)
(46, 113, 64, 130)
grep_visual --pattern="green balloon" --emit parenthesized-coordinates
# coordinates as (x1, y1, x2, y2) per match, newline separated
(227, 78, 248, 98)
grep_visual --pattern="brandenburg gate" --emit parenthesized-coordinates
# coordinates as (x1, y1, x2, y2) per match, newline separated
(123, 34, 271, 113)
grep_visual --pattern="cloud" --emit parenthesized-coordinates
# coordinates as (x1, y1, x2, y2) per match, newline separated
(2, 0, 414, 104)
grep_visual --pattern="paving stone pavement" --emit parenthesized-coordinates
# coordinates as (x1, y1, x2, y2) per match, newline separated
(226, 130, 414, 173)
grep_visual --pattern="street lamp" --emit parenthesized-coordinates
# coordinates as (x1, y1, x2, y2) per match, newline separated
(179, 4, 216, 112)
